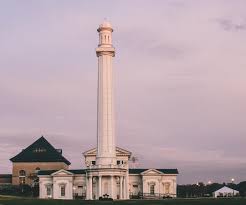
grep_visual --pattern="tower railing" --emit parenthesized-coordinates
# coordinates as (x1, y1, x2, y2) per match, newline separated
(87, 164, 127, 170)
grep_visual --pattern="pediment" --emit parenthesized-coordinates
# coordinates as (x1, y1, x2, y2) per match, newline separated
(215, 186, 238, 193)
(83, 147, 97, 156)
(51, 169, 74, 176)
(141, 169, 163, 175)
(116, 147, 132, 156)
(83, 147, 131, 157)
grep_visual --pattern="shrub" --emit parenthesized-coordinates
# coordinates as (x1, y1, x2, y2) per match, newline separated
(0, 184, 32, 197)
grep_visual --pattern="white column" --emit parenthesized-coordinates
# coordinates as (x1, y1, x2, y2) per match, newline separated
(39, 181, 43, 198)
(173, 180, 177, 197)
(125, 174, 129, 199)
(98, 176, 102, 198)
(123, 177, 127, 199)
(86, 177, 89, 199)
(88, 176, 93, 200)
(120, 176, 123, 199)
(111, 176, 114, 199)
(96, 21, 116, 166)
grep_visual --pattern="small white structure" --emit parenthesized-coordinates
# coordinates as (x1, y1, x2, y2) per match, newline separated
(213, 186, 239, 198)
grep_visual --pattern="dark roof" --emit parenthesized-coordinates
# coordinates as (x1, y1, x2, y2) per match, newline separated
(129, 169, 178, 174)
(38, 169, 86, 175)
(157, 169, 179, 174)
(38, 168, 177, 176)
(129, 169, 147, 174)
(10, 136, 71, 165)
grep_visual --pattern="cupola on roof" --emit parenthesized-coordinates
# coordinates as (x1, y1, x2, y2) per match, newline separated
(97, 20, 113, 32)
(100, 21, 112, 28)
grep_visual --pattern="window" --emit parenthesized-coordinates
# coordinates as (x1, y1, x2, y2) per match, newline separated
(33, 148, 46, 153)
(164, 183, 170, 194)
(19, 170, 26, 185)
(132, 184, 139, 195)
(91, 161, 96, 165)
(61, 184, 66, 197)
(150, 184, 155, 195)
(117, 160, 124, 165)
(35, 167, 40, 174)
(77, 186, 83, 196)
(19, 177, 25, 184)
(19, 170, 26, 177)
(46, 186, 52, 196)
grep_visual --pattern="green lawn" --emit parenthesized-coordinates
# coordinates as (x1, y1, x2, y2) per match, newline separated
(0, 196, 246, 205)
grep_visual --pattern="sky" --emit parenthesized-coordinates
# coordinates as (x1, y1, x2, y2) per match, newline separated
(0, 0, 246, 184)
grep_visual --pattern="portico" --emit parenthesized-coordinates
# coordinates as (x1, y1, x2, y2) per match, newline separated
(86, 172, 128, 200)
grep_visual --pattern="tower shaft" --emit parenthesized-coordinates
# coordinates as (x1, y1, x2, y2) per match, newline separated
(96, 22, 116, 166)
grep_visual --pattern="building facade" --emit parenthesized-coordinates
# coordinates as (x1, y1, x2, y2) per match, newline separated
(38, 21, 178, 200)
(39, 146, 178, 200)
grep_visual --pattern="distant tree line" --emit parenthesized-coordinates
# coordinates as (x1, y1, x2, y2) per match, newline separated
(178, 181, 246, 198)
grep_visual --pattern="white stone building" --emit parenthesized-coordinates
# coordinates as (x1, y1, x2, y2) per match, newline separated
(38, 21, 178, 200)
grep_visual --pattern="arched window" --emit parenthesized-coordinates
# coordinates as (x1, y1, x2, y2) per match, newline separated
(108, 36, 110, 43)
(19, 170, 26, 177)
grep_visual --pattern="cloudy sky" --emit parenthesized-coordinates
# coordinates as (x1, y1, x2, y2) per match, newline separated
(1, 0, 246, 184)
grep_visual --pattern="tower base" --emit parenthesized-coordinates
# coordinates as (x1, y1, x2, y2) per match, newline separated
(85, 167, 129, 200)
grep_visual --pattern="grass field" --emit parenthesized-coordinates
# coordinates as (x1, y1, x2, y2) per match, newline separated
(0, 196, 246, 205)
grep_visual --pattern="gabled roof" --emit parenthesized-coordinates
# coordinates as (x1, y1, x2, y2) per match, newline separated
(141, 169, 164, 175)
(38, 169, 86, 176)
(51, 169, 74, 176)
(213, 186, 239, 193)
(83, 147, 132, 157)
(129, 168, 178, 175)
(10, 136, 71, 165)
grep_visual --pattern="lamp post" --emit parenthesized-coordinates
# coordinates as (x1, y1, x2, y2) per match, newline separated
(231, 178, 235, 197)
(73, 186, 76, 199)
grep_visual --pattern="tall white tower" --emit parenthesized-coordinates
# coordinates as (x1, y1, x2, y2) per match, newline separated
(96, 21, 116, 166)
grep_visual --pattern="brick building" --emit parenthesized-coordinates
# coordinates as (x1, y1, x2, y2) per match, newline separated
(9, 136, 70, 185)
